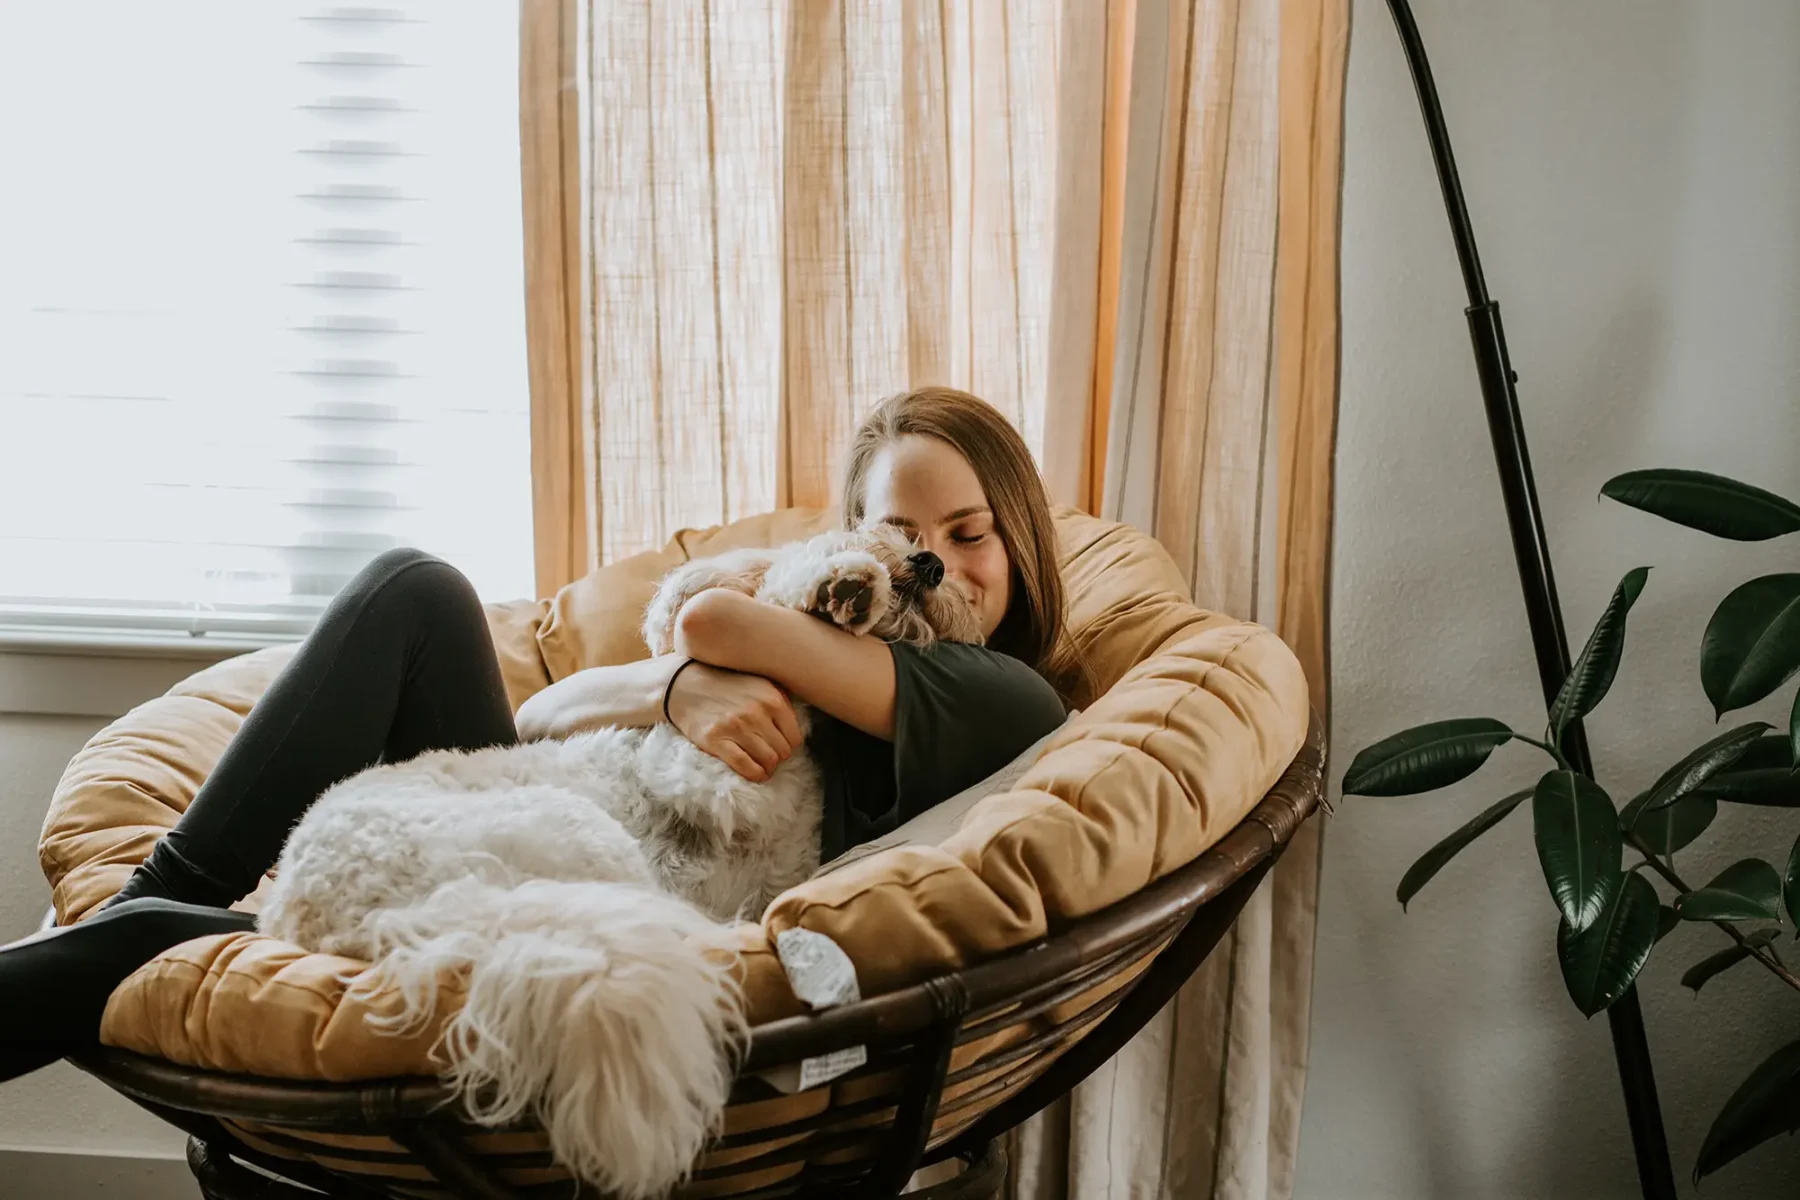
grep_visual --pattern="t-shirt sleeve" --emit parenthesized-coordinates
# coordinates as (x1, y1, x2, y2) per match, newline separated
(888, 641, 1068, 825)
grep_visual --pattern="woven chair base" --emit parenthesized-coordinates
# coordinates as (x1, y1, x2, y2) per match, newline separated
(186, 1132, 1007, 1200)
(190, 1135, 317, 1200)
(72, 717, 1322, 1200)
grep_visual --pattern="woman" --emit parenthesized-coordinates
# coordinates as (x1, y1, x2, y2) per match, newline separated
(0, 386, 1080, 1082)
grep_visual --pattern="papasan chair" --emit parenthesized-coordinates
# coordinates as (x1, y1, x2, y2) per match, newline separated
(37, 506, 1323, 1199)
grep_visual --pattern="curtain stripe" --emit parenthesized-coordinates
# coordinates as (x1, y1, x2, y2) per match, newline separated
(1084, 0, 1136, 514)
(1037, 0, 1109, 510)
(1275, 0, 1346, 717)
(703, 0, 729, 518)
(1263, 3, 1348, 1196)
(520, 0, 594, 597)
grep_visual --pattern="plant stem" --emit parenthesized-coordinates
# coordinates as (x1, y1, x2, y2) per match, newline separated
(1514, 732, 1572, 772)
(1627, 833, 1800, 994)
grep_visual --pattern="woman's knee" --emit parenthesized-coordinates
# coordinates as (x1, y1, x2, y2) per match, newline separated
(353, 548, 471, 602)
(355, 548, 484, 624)
(321, 549, 489, 656)
(361, 546, 446, 584)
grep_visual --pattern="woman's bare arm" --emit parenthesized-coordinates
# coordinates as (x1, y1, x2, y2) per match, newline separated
(673, 588, 899, 740)
(513, 649, 806, 781)
(513, 656, 685, 741)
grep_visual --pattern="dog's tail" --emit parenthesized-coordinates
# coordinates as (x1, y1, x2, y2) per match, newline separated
(350, 877, 746, 1200)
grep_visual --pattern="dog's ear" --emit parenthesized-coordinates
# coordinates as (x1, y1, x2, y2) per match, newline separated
(640, 582, 681, 656)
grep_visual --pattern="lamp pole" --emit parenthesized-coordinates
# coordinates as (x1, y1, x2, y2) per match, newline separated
(1381, 2, 1677, 1196)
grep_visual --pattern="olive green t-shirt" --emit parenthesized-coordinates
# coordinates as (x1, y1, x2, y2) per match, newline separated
(811, 642, 1068, 862)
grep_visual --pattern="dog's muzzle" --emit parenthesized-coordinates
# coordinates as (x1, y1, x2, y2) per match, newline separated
(905, 551, 945, 590)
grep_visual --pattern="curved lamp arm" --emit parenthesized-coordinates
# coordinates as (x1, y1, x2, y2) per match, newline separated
(1381, 3, 1677, 1196)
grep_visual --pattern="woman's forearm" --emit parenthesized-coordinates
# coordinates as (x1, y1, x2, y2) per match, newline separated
(513, 655, 688, 740)
(674, 588, 898, 738)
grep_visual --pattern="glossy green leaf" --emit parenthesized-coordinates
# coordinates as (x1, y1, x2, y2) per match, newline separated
(1713, 733, 1795, 773)
(1699, 769, 1800, 807)
(1695, 736, 1800, 816)
(1695, 1038, 1800, 1181)
(1620, 788, 1717, 856)
(1557, 872, 1659, 1018)
(1548, 567, 1650, 736)
(1644, 723, 1771, 812)
(1702, 575, 1800, 716)
(1601, 468, 1800, 541)
(1681, 929, 1780, 993)
(1533, 770, 1623, 932)
(1342, 718, 1514, 797)
(1790, 687, 1800, 774)
(1395, 788, 1532, 910)
(1656, 905, 1681, 943)
(1785, 834, 1800, 933)
(1678, 859, 1783, 922)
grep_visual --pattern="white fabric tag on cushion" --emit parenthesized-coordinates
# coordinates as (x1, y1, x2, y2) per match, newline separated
(775, 926, 861, 1009)
(756, 928, 868, 1094)
(757, 714, 1076, 1093)
(812, 711, 1076, 878)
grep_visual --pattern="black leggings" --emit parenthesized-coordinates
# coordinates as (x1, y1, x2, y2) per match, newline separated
(0, 548, 518, 1079)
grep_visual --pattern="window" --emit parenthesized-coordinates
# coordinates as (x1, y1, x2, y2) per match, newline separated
(0, 2, 532, 645)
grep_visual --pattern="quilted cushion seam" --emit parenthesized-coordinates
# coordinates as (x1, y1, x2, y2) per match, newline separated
(159, 690, 256, 724)
(141, 950, 382, 1006)
(1137, 630, 1264, 856)
(963, 751, 1135, 881)
(962, 622, 1269, 874)
(778, 859, 966, 921)
(961, 658, 1209, 881)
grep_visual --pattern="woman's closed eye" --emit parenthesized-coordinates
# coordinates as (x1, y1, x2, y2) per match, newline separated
(949, 517, 997, 545)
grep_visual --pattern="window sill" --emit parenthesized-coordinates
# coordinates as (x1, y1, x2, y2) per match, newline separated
(0, 631, 294, 719)
(0, 625, 296, 661)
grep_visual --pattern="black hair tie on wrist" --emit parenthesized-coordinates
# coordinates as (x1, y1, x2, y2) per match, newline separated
(662, 658, 698, 725)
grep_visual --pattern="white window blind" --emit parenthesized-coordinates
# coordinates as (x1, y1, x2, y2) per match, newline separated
(0, 2, 533, 645)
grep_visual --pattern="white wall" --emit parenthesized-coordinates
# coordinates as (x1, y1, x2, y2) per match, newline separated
(0, 654, 222, 1198)
(1300, 1, 1800, 1197)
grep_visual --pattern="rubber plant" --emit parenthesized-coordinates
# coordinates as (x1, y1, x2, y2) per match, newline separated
(1344, 467, 1800, 1184)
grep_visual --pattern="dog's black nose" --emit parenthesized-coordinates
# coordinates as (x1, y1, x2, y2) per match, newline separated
(906, 551, 945, 589)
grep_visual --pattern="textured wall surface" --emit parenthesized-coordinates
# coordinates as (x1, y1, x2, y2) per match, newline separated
(1301, 2, 1800, 1196)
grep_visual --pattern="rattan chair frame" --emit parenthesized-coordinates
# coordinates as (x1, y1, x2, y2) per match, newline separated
(63, 715, 1324, 1199)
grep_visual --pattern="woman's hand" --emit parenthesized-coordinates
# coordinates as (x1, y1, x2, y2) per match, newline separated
(665, 662, 804, 783)
(510, 653, 802, 782)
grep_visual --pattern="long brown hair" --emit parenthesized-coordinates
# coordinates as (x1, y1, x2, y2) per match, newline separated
(841, 387, 1089, 705)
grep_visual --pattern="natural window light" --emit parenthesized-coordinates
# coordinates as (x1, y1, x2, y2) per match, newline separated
(0, 2, 533, 645)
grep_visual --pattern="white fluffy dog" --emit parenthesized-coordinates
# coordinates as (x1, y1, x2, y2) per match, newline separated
(258, 526, 981, 1199)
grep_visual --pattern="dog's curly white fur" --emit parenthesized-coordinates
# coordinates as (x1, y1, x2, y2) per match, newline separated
(259, 526, 979, 1199)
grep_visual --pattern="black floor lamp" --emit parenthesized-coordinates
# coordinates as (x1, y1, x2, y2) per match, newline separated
(1380, 2, 1677, 1196)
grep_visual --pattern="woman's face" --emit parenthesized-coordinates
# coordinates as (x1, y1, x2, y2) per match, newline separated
(860, 435, 1013, 640)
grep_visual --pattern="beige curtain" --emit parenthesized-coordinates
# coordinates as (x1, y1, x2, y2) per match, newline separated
(520, 0, 1347, 1193)
(523, 0, 1118, 581)
(520, 0, 595, 598)
(1003, 0, 1347, 1197)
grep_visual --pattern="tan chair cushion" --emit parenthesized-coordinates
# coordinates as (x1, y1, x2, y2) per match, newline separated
(38, 508, 1308, 1080)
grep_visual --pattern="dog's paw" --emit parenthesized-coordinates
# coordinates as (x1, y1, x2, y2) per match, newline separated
(803, 554, 889, 634)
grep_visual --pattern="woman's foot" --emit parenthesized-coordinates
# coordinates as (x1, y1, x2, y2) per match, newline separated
(0, 898, 254, 1082)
